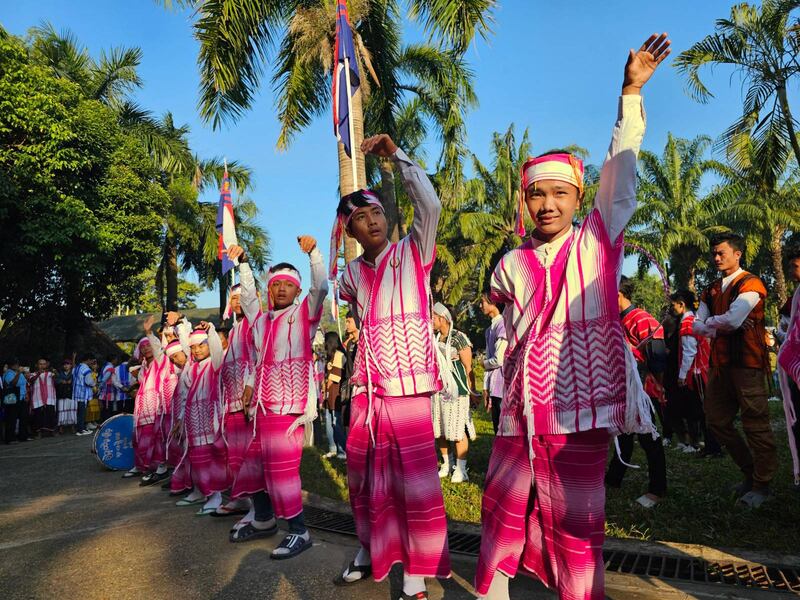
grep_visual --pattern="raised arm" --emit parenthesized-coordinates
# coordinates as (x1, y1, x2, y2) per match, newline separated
(361, 134, 441, 266)
(596, 33, 670, 242)
(298, 235, 329, 319)
(231, 252, 261, 324)
(206, 322, 224, 369)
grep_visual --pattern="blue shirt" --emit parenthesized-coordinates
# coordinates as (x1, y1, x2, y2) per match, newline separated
(3, 370, 26, 400)
(72, 363, 95, 403)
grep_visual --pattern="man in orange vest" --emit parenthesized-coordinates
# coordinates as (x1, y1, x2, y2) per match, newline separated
(694, 233, 777, 508)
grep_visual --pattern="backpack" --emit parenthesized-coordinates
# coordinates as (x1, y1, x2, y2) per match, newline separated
(3, 372, 19, 405)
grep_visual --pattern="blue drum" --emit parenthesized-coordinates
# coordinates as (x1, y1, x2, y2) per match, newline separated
(93, 414, 134, 470)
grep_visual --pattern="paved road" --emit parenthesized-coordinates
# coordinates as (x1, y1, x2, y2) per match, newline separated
(0, 434, 785, 599)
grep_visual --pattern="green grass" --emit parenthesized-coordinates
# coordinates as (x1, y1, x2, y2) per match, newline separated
(301, 390, 800, 554)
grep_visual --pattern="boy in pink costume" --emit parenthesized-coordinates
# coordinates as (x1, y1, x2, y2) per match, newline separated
(330, 134, 448, 600)
(778, 249, 800, 488)
(475, 34, 671, 600)
(226, 235, 326, 560)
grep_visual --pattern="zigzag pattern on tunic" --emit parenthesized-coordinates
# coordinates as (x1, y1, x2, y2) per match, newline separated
(354, 312, 433, 384)
(135, 363, 159, 427)
(255, 357, 310, 414)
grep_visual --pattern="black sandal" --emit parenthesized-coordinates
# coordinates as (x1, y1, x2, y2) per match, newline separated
(333, 562, 372, 586)
(270, 533, 312, 560)
(140, 471, 169, 487)
(229, 522, 278, 543)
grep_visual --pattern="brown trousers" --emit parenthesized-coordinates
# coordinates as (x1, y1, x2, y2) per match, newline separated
(705, 367, 777, 488)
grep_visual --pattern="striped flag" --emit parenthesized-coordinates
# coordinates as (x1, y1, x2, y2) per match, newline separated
(332, 0, 360, 157)
(215, 170, 238, 275)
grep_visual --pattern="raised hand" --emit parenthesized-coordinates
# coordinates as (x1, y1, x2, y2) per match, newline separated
(227, 244, 246, 262)
(361, 134, 398, 158)
(622, 33, 671, 94)
(166, 311, 181, 326)
(297, 235, 317, 254)
(143, 314, 156, 334)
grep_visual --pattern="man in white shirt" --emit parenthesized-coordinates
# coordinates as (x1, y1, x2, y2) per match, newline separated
(693, 233, 776, 508)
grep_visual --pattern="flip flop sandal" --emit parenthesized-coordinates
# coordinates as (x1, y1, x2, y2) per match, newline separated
(122, 470, 140, 479)
(175, 497, 205, 507)
(138, 473, 155, 487)
(230, 519, 252, 534)
(140, 471, 168, 487)
(210, 506, 249, 518)
(333, 561, 372, 586)
(229, 522, 278, 543)
(169, 489, 189, 497)
(195, 506, 219, 516)
(270, 533, 312, 560)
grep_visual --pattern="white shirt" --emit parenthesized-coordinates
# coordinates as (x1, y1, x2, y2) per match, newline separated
(694, 268, 761, 338)
(678, 311, 699, 380)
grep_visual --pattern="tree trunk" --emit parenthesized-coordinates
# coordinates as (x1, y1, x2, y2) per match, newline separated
(777, 84, 800, 170)
(770, 225, 788, 306)
(380, 161, 401, 243)
(164, 234, 179, 311)
(337, 87, 367, 264)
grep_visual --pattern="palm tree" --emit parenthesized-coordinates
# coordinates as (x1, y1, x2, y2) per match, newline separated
(159, 0, 491, 260)
(432, 125, 529, 308)
(625, 134, 728, 291)
(27, 23, 195, 175)
(714, 130, 800, 305)
(675, 1, 800, 167)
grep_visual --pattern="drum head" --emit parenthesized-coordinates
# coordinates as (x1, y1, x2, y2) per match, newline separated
(93, 414, 135, 471)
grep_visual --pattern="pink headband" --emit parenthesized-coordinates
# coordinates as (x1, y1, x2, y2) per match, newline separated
(188, 329, 208, 346)
(133, 337, 151, 361)
(329, 190, 384, 279)
(165, 340, 184, 357)
(516, 153, 584, 237)
(223, 284, 241, 320)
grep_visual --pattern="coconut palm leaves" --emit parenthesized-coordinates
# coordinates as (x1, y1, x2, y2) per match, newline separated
(675, 1, 800, 168)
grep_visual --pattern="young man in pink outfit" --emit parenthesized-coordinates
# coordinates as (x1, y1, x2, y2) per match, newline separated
(475, 34, 671, 600)
(330, 134, 448, 600)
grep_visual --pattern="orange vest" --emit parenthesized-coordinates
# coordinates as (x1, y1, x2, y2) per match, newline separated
(701, 271, 767, 370)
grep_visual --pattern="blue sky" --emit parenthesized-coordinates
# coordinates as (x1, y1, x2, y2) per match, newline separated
(4, 1, 750, 307)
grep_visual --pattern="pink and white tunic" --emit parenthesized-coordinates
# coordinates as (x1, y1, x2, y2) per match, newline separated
(181, 328, 224, 448)
(239, 250, 327, 417)
(221, 316, 256, 413)
(134, 359, 159, 428)
(490, 98, 652, 440)
(777, 285, 800, 482)
(29, 372, 56, 409)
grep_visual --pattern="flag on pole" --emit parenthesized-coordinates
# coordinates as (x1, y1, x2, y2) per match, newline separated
(216, 169, 238, 275)
(332, 0, 360, 158)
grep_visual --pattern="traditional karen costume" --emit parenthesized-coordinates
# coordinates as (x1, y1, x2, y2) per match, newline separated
(30, 371, 57, 435)
(334, 149, 450, 584)
(170, 326, 227, 497)
(220, 286, 258, 489)
(484, 314, 508, 434)
(233, 253, 326, 537)
(99, 362, 117, 422)
(132, 339, 160, 473)
(55, 368, 76, 427)
(475, 96, 654, 600)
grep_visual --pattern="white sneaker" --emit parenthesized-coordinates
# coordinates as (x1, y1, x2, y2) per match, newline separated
(682, 445, 698, 454)
(336, 452, 347, 459)
(676, 442, 689, 452)
(87, 423, 97, 431)
(323, 451, 336, 458)
(451, 466, 469, 483)
(438, 462, 452, 478)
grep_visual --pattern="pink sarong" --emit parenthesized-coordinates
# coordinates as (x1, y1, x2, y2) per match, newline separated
(347, 392, 450, 582)
(156, 411, 183, 468)
(230, 412, 304, 519)
(170, 435, 228, 497)
(475, 430, 608, 600)
(224, 411, 251, 485)
(133, 423, 159, 472)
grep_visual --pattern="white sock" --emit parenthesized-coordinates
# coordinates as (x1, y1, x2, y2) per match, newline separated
(155, 464, 167, 475)
(184, 488, 204, 502)
(456, 458, 467, 471)
(402, 573, 426, 596)
(481, 573, 510, 600)
(203, 491, 223, 510)
(251, 516, 276, 530)
(343, 547, 371, 583)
